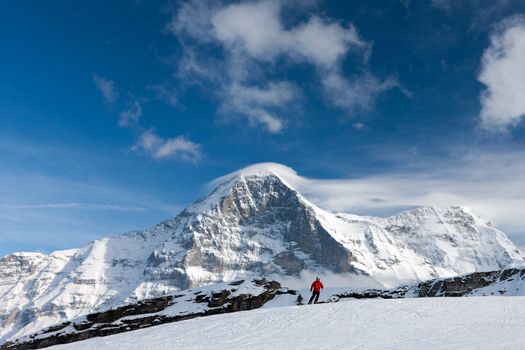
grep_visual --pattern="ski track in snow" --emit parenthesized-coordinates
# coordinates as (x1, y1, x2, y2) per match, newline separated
(50, 297, 525, 350)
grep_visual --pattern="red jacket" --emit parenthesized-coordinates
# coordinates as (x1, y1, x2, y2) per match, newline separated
(311, 280, 324, 292)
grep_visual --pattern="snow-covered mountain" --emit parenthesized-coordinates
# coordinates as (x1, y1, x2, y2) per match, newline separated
(1, 164, 523, 343)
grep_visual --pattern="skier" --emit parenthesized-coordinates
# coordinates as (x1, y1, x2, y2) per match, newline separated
(308, 276, 324, 304)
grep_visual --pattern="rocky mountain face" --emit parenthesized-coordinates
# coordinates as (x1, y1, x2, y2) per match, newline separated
(1, 167, 523, 343)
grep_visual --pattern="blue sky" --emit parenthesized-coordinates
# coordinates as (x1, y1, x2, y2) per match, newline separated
(2, 0, 525, 255)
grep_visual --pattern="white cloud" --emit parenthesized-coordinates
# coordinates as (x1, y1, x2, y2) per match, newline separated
(95, 78, 200, 162)
(353, 122, 366, 130)
(168, 0, 218, 43)
(478, 16, 525, 131)
(211, 0, 284, 60)
(171, 0, 396, 131)
(221, 81, 299, 133)
(322, 71, 399, 113)
(177, 47, 222, 84)
(119, 101, 142, 127)
(291, 17, 370, 67)
(211, 1, 369, 67)
(150, 84, 178, 107)
(93, 75, 118, 105)
(119, 104, 203, 162)
(132, 129, 203, 162)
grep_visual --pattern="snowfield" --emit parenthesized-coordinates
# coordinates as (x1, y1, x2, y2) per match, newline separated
(50, 297, 525, 350)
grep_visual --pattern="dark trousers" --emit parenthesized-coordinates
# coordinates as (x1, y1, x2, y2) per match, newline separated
(308, 291, 320, 304)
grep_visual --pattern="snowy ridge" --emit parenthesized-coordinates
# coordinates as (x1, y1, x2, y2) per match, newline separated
(1, 163, 524, 343)
(333, 206, 523, 285)
(1, 279, 290, 350)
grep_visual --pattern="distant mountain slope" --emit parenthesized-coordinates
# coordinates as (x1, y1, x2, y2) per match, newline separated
(1, 164, 523, 343)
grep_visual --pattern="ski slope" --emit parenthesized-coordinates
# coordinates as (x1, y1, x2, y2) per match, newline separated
(50, 297, 525, 350)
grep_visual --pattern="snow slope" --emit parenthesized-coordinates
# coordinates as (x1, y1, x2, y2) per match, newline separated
(0, 279, 290, 350)
(8, 266, 525, 349)
(49, 297, 525, 350)
(1, 163, 523, 343)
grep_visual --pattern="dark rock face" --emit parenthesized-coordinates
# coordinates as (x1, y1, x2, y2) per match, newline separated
(416, 267, 525, 297)
(196, 175, 357, 275)
(143, 174, 361, 291)
(1, 279, 294, 350)
(330, 287, 411, 301)
(330, 267, 525, 301)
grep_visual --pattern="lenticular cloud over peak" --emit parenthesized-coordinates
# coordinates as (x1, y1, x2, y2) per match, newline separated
(210, 163, 302, 187)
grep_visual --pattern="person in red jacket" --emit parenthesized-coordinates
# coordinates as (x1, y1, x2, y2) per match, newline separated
(308, 277, 324, 304)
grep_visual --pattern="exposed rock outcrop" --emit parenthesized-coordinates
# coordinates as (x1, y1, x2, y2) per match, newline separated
(1, 279, 294, 350)
(330, 267, 525, 301)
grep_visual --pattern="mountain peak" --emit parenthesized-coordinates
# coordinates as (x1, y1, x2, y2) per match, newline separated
(185, 164, 303, 216)
(209, 163, 301, 191)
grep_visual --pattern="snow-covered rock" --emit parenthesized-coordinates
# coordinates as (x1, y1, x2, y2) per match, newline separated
(1, 164, 523, 343)
(1, 279, 291, 350)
